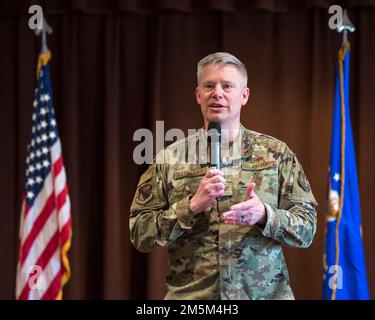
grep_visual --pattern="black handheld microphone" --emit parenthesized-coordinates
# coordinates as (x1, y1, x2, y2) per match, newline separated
(207, 122, 221, 170)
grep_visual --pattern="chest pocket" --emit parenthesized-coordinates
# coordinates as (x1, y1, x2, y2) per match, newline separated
(169, 167, 207, 204)
(237, 160, 279, 207)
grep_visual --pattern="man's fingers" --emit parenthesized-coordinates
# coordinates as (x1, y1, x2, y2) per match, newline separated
(221, 210, 234, 219)
(247, 182, 256, 199)
(222, 209, 249, 219)
(221, 212, 251, 225)
(230, 198, 258, 211)
(211, 184, 225, 193)
(205, 169, 224, 178)
(208, 175, 225, 184)
(222, 220, 239, 225)
(231, 202, 251, 211)
(202, 182, 224, 199)
(221, 210, 248, 219)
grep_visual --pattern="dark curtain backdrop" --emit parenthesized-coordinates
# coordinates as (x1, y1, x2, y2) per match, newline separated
(0, 0, 374, 299)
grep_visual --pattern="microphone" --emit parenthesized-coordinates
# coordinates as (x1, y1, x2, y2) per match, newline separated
(207, 122, 221, 170)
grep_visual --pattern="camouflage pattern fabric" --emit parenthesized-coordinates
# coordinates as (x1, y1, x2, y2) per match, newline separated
(130, 124, 317, 300)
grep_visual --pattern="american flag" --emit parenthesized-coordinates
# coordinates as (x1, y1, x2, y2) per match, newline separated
(16, 50, 72, 300)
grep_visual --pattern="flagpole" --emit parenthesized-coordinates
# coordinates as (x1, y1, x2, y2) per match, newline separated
(34, 15, 53, 53)
(337, 9, 355, 44)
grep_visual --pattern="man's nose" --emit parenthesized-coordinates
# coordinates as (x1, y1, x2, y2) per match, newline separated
(212, 85, 223, 100)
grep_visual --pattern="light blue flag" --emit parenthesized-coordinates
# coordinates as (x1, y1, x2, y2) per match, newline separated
(323, 42, 370, 300)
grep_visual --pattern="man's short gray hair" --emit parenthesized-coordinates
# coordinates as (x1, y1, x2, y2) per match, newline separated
(197, 52, 248, 86)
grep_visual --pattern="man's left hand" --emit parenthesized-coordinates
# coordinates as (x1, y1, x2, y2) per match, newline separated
(221, 182, 267, 227)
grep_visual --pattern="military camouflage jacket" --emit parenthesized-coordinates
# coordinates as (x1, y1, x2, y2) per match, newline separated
(130, 125, 317, 300)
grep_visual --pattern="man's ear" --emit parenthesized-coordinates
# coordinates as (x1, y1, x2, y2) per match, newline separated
(241, 87, 250, 105)
(195, 86, 201, 105)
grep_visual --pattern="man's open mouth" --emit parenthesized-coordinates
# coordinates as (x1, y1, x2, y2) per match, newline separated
(209, 103, 226, 109)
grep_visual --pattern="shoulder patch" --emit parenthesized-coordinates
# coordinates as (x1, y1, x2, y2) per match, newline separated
(297, 170, 311, 192)
(135, 183, 153, 205)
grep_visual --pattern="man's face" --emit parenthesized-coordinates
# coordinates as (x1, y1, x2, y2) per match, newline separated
(196, 64, 250, 129)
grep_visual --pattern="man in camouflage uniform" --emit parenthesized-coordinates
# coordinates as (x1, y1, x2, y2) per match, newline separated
(130, 52, 317, 299)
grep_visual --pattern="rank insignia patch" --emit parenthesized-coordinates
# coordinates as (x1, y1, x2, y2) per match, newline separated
(136, 183, 153, 205)
(298, 171, 311, 192)
(242, 139, 252, 158)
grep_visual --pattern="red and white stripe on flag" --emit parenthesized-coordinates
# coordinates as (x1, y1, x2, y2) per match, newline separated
(16, 51, 72, 300)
